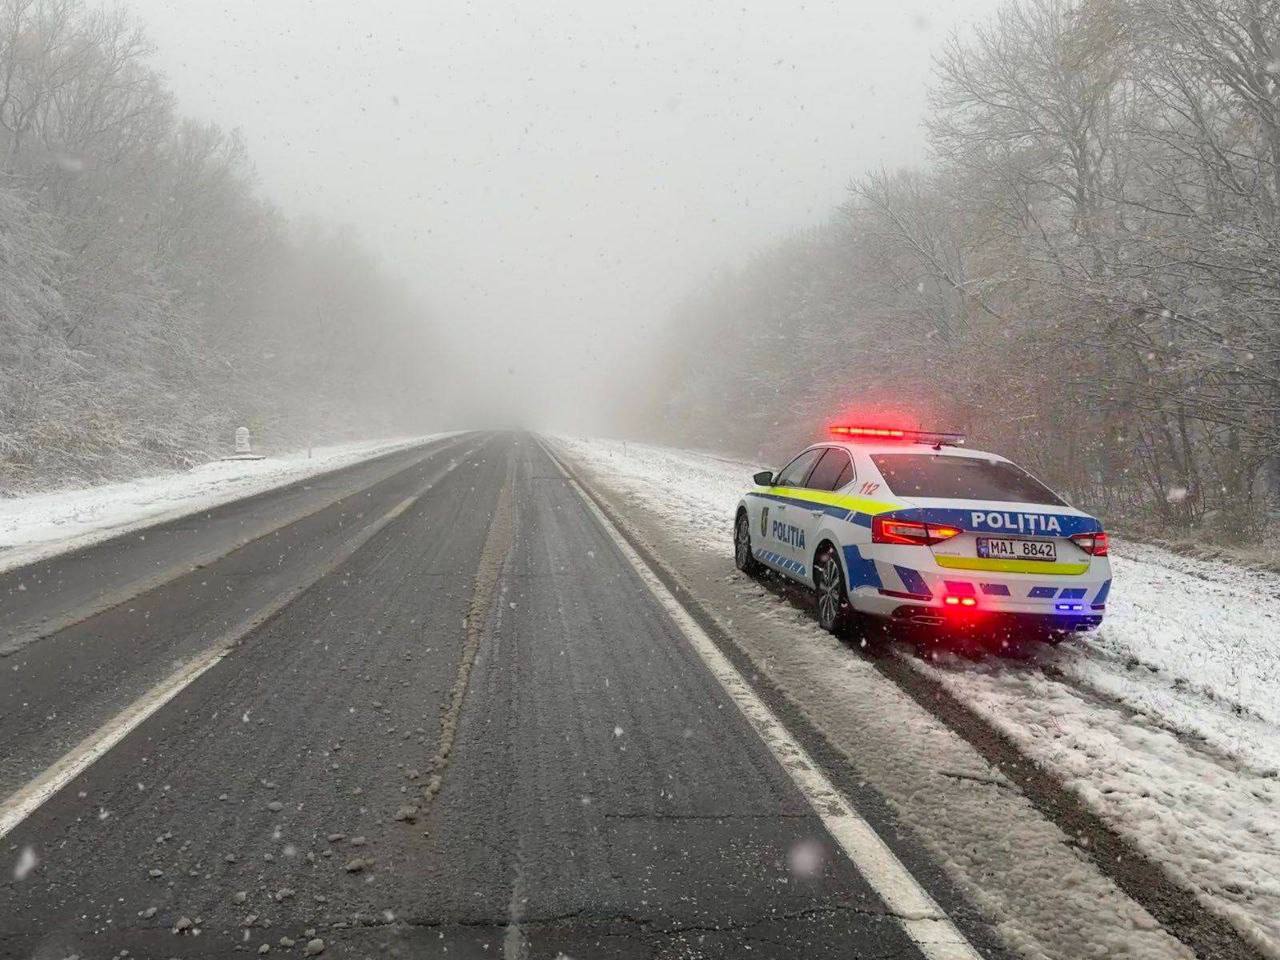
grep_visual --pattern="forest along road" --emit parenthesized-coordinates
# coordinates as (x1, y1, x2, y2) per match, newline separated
(0, 433, 994, 960)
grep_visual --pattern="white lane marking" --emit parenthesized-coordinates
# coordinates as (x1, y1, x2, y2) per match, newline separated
(0, 479, 439, 840)
(543, 444, 985, 960)
(0, 643, 228, 840)
(1, 436, 471, 657)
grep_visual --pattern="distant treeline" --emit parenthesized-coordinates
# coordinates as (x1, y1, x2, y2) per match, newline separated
(0, 0, 435, 492)
(652, 0, 1280, 538)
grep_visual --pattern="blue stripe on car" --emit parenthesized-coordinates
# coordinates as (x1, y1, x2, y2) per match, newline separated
(746, 493, 1102, 538)
(893, 565, 931, 598)
(748, 491, 880, 527)
(842, 544, 882, 589)
(883, 506, 1102, 537)
(755, 547, 807, 580)
(750, 492, 860, 523)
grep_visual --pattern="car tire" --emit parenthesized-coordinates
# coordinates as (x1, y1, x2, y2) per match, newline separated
(814, 546, 850, 634)
(735, 511, 762, 576)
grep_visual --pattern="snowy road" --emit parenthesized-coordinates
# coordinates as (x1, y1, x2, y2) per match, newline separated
(2, 432, 1273, 959)
(552, 436, 1279, 960)
(0, 434, 1003, 959)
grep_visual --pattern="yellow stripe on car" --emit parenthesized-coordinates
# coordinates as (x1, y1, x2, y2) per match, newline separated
(755, 486, 900, 517)
(934, 556, 1090, 575)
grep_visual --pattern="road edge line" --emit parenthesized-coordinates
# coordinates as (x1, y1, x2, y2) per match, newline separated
(0, 462, 458, 841)
(538, 438, 984, 960)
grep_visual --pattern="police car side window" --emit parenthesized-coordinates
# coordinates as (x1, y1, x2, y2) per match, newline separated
(805, 448, 854, 490)
(775, 449, 823, 487)
(832, 457, 855, 490)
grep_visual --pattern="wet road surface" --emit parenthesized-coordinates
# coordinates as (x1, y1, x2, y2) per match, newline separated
(1, 434, 951, 959)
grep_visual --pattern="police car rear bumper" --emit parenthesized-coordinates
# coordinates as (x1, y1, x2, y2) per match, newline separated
(848, 545, 1111, 620)
(850, 585, 1106, 628)
(886, 604, 1103, 633)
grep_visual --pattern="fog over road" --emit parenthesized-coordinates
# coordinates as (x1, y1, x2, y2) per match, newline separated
(1, 434, 996, 959)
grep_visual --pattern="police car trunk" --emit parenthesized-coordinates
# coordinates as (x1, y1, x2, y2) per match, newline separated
(866, 447, 1109, 630)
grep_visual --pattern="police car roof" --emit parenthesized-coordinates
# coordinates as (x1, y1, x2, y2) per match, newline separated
(817, 440, 1007, 462)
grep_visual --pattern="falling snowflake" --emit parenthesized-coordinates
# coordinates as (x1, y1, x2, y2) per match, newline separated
(787, 839, 824, 879)
(13, 846, 37, 881)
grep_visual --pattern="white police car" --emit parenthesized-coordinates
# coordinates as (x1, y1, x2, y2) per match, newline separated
(734, 427, 1111, 640)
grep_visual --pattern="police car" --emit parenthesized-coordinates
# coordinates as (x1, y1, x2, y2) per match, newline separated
(734, 427, 1111, 640)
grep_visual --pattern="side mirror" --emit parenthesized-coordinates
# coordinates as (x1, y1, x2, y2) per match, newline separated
(753, 470, 774, 487)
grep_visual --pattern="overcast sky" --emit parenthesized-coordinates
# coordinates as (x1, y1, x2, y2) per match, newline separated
(131, 0, 998, 432)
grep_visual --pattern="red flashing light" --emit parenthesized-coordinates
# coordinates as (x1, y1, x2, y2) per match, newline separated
(943, 596, 978, 608)
(872, 516, 963, 546)
(1070, 531, 1110, 556)
(830, 426, 907, 439)
(829, 425, 967, 446)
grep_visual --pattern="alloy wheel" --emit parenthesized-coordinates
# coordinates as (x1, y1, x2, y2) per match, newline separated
(817, 554, 842, 629)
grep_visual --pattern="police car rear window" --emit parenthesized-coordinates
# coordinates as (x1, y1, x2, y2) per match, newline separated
(870, 454, 1065, 505)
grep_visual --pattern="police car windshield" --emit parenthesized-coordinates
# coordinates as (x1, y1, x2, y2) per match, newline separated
(871, 454, 1065, 505)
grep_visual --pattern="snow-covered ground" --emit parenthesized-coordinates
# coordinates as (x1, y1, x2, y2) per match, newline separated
(0, 435, 450, 574)
(555, 435, 1280, 955)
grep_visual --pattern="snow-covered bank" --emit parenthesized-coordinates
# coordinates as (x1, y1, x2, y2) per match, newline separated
(554, 435, 1280, 955)
(0, 435, 452, 574)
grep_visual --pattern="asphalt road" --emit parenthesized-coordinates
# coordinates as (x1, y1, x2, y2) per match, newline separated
(1, 434, 951, 959)
(0, 436, 471, 652)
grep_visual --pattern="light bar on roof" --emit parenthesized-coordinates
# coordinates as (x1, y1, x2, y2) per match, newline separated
(830, 426, 905, 438)
(829, 425, 966, 446)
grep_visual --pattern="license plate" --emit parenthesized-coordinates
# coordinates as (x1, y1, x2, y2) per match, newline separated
(977, 537, 1057, 562)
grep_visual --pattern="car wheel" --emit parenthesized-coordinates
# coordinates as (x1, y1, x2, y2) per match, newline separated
(735, 512, 762, 575)
(814, 546, 849, 634)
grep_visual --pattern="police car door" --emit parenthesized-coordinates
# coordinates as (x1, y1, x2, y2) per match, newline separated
(795, 447, 856, 575)
(763, 447, 824, 579)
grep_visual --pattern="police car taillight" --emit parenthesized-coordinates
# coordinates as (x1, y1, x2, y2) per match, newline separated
(873, 516, 963, 546)
(1070, 531, 1109, 556)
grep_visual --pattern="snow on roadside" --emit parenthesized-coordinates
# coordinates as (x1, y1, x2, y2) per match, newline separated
(555, 434, 1280, 955)
(914, 651, 1280, 955)
(1048, 543, 1280, 774)
(0, 435, 452, 574)
(554, 438, 749, 555)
